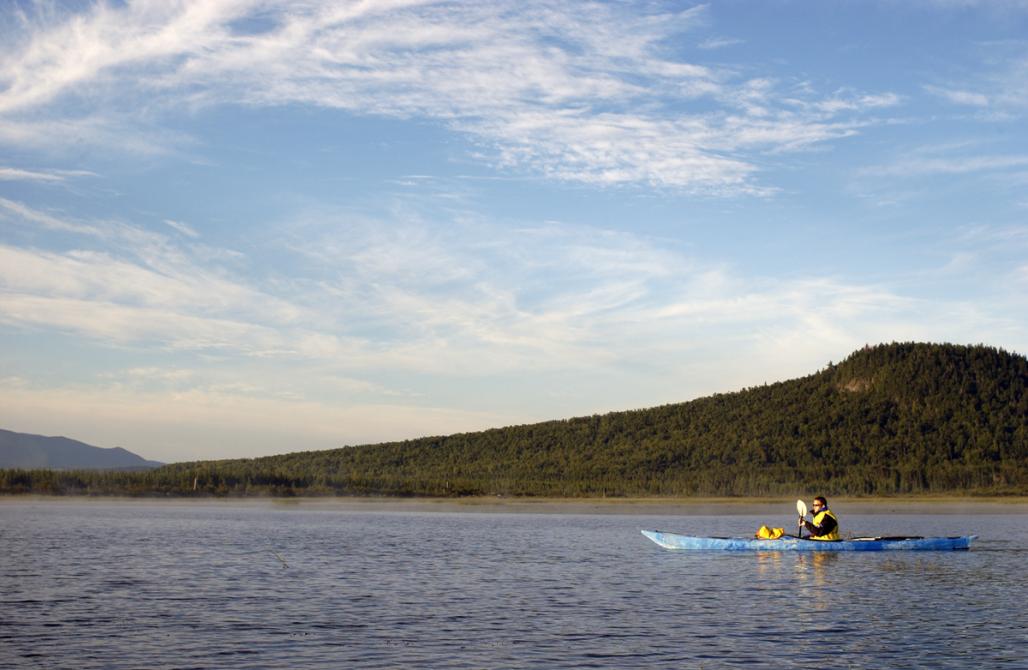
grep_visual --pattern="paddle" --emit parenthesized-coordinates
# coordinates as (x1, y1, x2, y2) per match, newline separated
(796, 499, 807, 539)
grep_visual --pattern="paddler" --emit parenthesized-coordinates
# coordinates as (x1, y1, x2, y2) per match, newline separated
(798, 496, 840, 540)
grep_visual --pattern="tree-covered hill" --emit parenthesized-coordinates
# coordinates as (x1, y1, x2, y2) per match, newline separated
(3, 342, 1026, 497)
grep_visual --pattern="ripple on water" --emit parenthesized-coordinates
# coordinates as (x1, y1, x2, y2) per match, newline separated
(1, 502, 1026, 669)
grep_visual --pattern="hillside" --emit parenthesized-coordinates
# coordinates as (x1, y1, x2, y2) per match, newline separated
(2, 342, 1026, 496)
(0, 429, 163, 470)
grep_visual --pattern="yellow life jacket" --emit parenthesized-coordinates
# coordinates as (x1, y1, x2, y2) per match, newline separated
(755, 525, 785, 540)
(809, 509, 840, 541)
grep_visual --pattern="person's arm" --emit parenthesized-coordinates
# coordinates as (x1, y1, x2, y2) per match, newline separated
(805, 515, 837, 537)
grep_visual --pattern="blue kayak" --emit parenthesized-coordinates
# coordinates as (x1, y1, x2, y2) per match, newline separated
(642, 530, 976, 551)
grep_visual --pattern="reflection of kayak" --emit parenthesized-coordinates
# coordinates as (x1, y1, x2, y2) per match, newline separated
(642, 530, 976, 551)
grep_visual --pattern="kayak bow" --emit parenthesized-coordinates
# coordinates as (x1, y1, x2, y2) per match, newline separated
(642, 530, 975, 551)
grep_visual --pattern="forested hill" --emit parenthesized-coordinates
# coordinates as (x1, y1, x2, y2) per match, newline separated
(3, 342, 1027, 497)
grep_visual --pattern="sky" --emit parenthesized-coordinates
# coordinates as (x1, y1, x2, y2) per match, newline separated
(1, 0, 1027, 463)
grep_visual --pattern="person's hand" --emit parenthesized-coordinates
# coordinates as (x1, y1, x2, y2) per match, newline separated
(798, 518, 805, 528)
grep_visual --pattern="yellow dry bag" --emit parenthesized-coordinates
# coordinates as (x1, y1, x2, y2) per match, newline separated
(755, 525, 785, 540)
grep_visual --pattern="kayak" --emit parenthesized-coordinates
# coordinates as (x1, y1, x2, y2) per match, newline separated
(642, 530, 976, 552)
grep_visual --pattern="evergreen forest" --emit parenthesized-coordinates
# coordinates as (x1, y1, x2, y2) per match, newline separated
(3, 342, 1026, 498)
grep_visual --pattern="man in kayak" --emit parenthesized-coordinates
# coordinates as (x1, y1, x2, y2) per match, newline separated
(799, 496, 840, 540)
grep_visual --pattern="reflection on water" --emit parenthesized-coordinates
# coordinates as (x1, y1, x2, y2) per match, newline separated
(1, 501, 1026, 669)
(796, 551, 837, 582)
(754, 551, 837, 613)
(754, 550, 783, 575)
(796, 550, 838, 575)
(796, 552, 837, 612)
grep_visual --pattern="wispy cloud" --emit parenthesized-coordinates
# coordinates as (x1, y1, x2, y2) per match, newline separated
(0, 115, 195, 156)
(924, 84, 990, 107)
(163, 219, 199, 238)
(921, 41, 1028, 117)
(0, 198, 308, 351)
(0, 166, 95, 182)
(0, 196, 103, 235)
(956, 223, 1028, 245)
(813, 92, 902, 114)
(0, 0, 901, 193)
(0, 192, 919, 378)
(264, 203, 959, 381)
(855, 136, 1028, 181)
(861, 153, 1028, 177)
(697, 37, 744, 50)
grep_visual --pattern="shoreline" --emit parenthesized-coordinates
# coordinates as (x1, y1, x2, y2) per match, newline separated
(3, 494, 1027, 515)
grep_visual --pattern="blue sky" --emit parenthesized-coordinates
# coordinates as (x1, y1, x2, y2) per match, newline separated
(1, 1, 1026, 462)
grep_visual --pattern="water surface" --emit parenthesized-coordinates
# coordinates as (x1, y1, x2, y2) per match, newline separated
(2, 500, 1025, 668)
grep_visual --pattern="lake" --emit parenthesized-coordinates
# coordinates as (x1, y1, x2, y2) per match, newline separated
(2, 499, 1026, 669)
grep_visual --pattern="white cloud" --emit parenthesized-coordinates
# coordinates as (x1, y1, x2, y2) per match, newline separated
(5, 187, 1027, 395)
(956, 222, 1028, 245)
(0, 0, 902, 193)
(0, 0, 255, 114)
(697, 37, 744, 50)
(0, 244, 278, 318)
(814, 92, 902, 114)
(0, 197, 321, 358)
(860, 153, 1028, 178)
(163, 219, 200, 238)
(0, 194, 906, 380)
(122, 367, 198, 383)
(0, 166, 95, 182)
(0, 114, 195, 156)
(920, 42, 1028, 117)
(271, 207, 949, 382)
(924, 84, 990, 107)
(0, 292, 280, 352)
(0, 196, 103, 235)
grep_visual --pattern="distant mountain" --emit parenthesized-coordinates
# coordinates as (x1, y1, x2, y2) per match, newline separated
(0, 430, 162, 470)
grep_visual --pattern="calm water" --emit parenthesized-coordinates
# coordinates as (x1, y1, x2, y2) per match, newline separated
(2, 500, 1026, 669)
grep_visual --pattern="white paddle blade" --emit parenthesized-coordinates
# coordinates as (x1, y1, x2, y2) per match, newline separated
(796, 499, 807, 517)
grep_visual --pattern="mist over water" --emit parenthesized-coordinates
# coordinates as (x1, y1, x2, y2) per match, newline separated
(2, 500, 1026, 668)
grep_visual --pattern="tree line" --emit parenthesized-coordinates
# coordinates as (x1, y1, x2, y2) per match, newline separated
(3, 342, 1026, 497)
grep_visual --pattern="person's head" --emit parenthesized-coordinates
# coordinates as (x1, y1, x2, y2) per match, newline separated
(812, 496, 828, 511)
